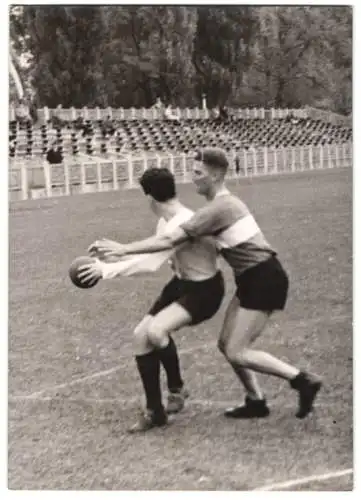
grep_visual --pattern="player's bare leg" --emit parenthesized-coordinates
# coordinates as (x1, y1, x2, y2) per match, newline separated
(217, 296, 269, 417)
(219, 296, 322, 418)
(218, 296, 264, 400)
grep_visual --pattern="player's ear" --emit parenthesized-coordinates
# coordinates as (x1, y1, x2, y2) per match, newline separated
(210, 168, 224, 183)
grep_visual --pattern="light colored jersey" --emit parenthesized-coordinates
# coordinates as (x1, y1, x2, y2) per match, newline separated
(181, 189, 276, 276)
(157, 206, 219, 281)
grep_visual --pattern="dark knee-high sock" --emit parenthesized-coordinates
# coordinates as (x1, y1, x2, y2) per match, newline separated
(135, 351, 163, 413)
(157, 336, 184, 393)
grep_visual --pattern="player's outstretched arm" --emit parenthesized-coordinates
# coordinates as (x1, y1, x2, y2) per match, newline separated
(97, 227, 189, 257)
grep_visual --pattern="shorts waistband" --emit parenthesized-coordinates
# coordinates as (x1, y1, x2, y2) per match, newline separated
(178, 270, 222, 286)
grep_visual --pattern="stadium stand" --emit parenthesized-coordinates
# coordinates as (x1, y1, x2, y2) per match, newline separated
(9, 113, 352, 160)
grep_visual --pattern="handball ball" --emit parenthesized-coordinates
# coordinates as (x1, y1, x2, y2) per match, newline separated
(69, 256, 99, 289)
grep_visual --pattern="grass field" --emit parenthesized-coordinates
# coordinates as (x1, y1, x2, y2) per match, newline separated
(8, 168, 353, 490)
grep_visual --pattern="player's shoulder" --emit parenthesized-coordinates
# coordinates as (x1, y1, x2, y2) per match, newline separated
(156, 217, 167, 233)
(179, 206, 195, 218)
(163, 207, 194, 233)
(211, 191, 249, 214)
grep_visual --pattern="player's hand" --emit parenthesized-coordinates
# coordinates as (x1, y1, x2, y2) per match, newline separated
(88, 239, 122, 257)
(94, 239, 128, 257)
(77, 259, 103, 285)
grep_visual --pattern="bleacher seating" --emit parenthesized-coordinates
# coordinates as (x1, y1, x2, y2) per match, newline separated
(9, 114, 352, 161)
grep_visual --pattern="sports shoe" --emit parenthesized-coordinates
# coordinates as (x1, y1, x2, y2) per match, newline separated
(127, 409, 168, 433)
(224, 395, 270, 419)
(290, 372, 322, 419)
(166, 387, 190, 414)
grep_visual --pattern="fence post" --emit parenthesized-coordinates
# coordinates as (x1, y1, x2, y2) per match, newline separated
(335, 143, 339, 168)
(71, 107, 76, 121)
(80, 162, 86, 192)
(319, 145, 323, 169)
(96, 107, 101, 121)
(299, 147, 304, 171)
(182, 153, 187, 183)
(281, 147, 286, 173)
(252, 148, 257, 176)
(308, 146, 314, 170)
(273, 149, 277, 174)
(43, 161, 52, 198)
(263, 148, 268, 174)
(291, 148, 296, 172)
(327, 144, 332, 169)
(127, 155, 134, 187)
(44, 106, 50, 123)
(230, 150, 237, 178)
(64, 162, 70, 195)
(169, 154, 174, 174)
(243, 149, 248, 177)
(343, 142, 349, 168)
(112, 160, 118, 190)
(143, 154, 148, 172)
(96, 162, 102, 191)
(156, 154, 161, 169)
(20, 162, 28, 200)
(10, 103, 15, 121)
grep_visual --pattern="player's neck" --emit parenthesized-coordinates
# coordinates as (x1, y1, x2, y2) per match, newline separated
(157, 199, 184, 221)
(206, 182, 227, 201)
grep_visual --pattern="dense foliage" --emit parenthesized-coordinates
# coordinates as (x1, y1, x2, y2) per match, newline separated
(10, 5, 352, 114)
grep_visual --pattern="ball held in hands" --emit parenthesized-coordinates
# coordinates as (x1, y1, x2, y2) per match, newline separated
(69, 256, 100, 289)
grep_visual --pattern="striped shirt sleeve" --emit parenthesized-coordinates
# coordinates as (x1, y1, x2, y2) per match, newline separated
(181, 200, 227, 238)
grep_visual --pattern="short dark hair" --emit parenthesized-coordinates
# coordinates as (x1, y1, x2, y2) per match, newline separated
(194, 148, 229, 171)
(139, 167, 176, 202)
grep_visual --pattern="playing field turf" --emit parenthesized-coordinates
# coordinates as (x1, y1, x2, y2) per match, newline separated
(9, 167, 352, 490)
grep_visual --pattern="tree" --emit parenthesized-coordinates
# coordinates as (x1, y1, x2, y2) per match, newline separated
(193, 6, 256, 107)
(21, 6, 105, 107)
(9, 5, 352, 113)
(245, 6, 352, 112)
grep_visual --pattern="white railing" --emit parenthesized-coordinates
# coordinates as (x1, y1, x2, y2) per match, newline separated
(9, 142, 352, 201)
(9, 104, 351, 125)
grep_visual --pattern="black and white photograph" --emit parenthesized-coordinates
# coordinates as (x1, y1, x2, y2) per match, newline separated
(7, 1, 354, 492)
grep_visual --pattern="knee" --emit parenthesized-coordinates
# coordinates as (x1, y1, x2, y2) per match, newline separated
(218, 338, 236, 362)
(221, 343, 250, 365)
(133, 322, 147, 342)
(147, 319, 168, 348)
(133, 322, 149, 352)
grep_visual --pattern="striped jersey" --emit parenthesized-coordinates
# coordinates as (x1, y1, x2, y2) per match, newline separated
(181, 189, 276, 276)
(157, 206, 219, 281)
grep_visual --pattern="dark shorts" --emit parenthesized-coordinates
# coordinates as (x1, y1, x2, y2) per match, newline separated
(235, 256, 289, 312)
(148, 271, 225, 325)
